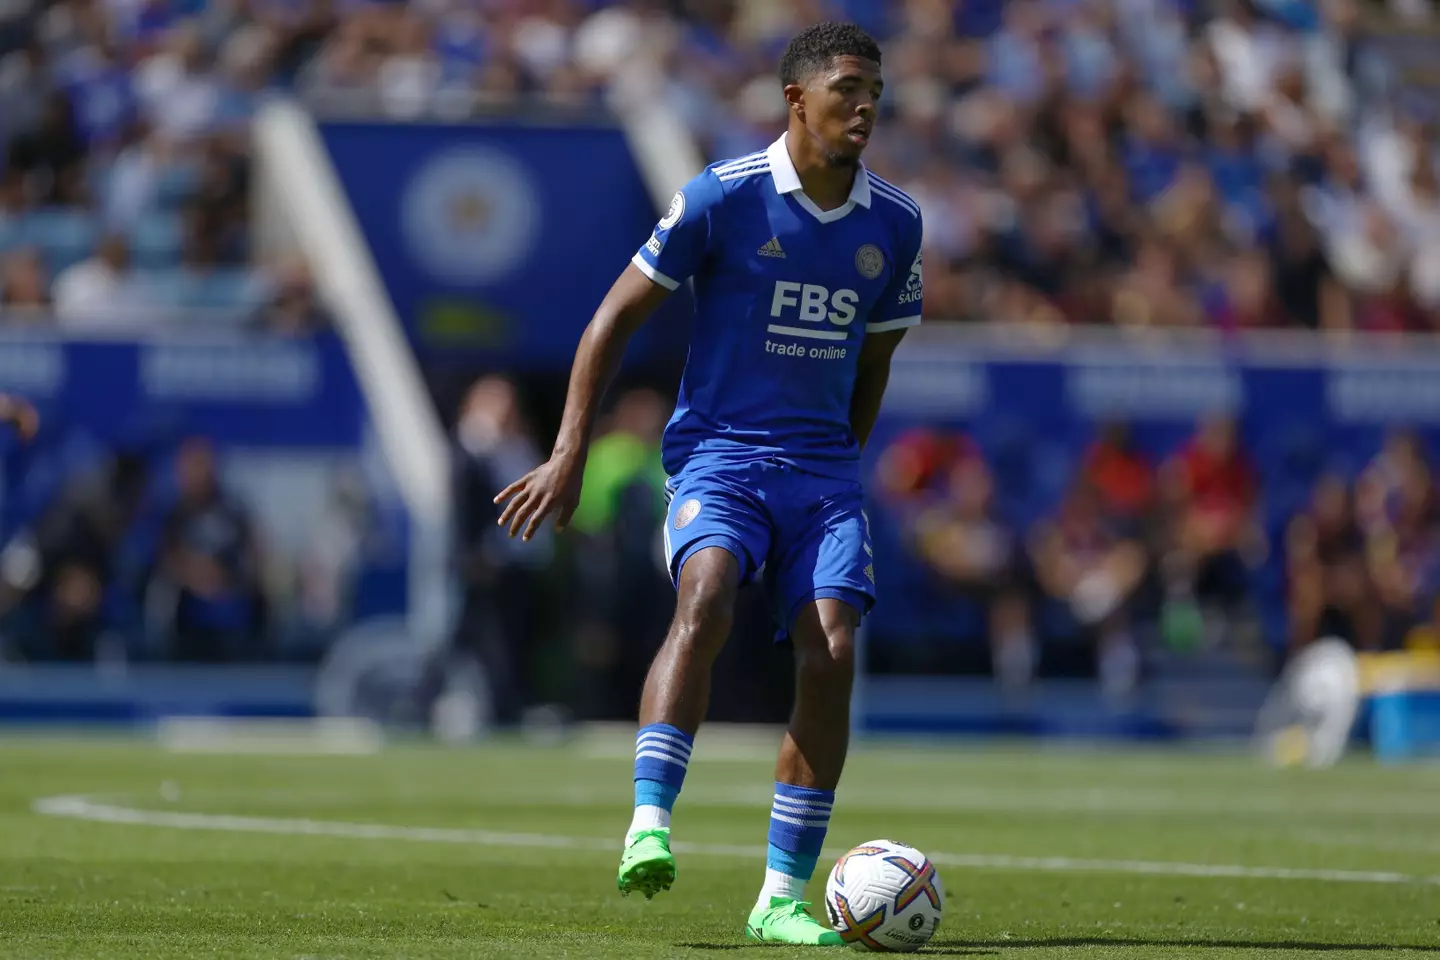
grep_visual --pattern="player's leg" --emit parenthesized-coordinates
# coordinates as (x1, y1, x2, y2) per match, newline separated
(745, 476, 870, 947)
(618, 470, 771, 900)
(621, 547, 739, 884)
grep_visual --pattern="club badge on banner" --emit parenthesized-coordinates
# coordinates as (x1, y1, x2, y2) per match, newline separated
(320, 120, 691, 371)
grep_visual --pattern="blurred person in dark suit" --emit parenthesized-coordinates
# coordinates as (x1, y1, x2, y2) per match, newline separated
(446, 374, 550, 727)
(1286, 472, 1379, 652)
(154, 436, 266, 662)
(1, 444, 151, 663)
(565, 386, 671, 720)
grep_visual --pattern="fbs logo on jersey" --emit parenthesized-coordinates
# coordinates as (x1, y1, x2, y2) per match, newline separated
(769, 281, 859, 327)
(674, 498, 702, 530)
(645, 234, 662, 256)
(898, 251, 923, 306)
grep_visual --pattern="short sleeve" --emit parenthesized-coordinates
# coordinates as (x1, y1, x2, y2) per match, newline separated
(631, 170, 723, 291)
(866, 211, 924, 334)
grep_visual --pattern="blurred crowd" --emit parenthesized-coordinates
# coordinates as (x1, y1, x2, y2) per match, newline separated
(0, 398, 395, 665)
(6, 0, 1440, 335)
(0, 0, 328, 332)
(8, 0, 1440, 710)
(870, 416, 1440, 697)
(431, 370, 1440, 715)
(290, 0, 1440, 335)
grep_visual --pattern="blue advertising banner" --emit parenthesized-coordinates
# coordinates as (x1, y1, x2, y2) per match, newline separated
(863, 331, 1440, 649)
(0, 332, 365, 448)
(319, 119, 689, 370)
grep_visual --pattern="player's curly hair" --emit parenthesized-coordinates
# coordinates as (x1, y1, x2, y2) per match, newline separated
(778, 22, 881, 87)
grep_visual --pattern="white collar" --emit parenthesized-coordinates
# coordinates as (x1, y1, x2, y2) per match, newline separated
(765, 133, 871, 224)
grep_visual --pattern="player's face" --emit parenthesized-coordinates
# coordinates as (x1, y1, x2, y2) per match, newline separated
(798, 56, 883, 168)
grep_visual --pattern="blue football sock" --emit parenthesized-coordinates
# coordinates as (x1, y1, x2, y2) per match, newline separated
(627, 723, 693, 840)
(758, 781, 834, 903)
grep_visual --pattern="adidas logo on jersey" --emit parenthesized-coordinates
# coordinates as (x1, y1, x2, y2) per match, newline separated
(758, 237, 786, 258)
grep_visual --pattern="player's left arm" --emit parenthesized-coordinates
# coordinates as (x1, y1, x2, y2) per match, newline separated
(851, 216, 924, 452)
(850, 329, 906, 452)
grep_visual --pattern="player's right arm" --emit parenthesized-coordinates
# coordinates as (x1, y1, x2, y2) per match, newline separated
(494, 171, 722, 541)
(0, 393, 38, 442)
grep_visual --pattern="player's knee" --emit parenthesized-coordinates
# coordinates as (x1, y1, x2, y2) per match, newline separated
(669, 547, 740, 652)
(796, 639, 854, 696)
(794, 600, 857, 688)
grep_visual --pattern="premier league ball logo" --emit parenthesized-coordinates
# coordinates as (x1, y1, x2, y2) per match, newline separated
(659, 191, 686, 230)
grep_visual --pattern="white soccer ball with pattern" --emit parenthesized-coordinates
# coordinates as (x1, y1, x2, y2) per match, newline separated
(823, 839, 944, 952)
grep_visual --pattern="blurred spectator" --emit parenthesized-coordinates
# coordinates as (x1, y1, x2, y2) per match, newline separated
(1362, 441, 1440, 646)
(1081, 421, 1157, 524)
(442, 374, 550, 728)
(1285, 472, 1379, 651)
(153, 436, 266, 662)
(134, 22, 224, 144)
(1028, 480, 1146, 698)
(0, 247, 51, 312)
(1159, 416, 1265, 648)
(874, 426, 980, 507)
(912, 453, 1036, 691)
(259, 256, 329, 335)
(1357, 428, 1431, 533)
(5, 89, 85, 206)
(0, 447, 149, 662)
(52, 232, 140, 327)
(568, 386, 672, 719)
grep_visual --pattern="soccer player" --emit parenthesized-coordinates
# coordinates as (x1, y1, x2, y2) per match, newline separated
(494, 22, 922, 946)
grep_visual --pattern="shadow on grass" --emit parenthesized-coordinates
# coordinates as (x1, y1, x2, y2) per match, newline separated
(936, 938, 1440, 953)
(674, 945, 997, 955)
(675, 935, 1440, 954)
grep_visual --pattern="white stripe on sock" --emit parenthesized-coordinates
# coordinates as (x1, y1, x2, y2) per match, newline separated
(637, 732, 692, 756)
(772, 796, 832, 813)
(635, 740, 691, 759)
(769, 812, 831, 829)
(634, 749, 691, 767)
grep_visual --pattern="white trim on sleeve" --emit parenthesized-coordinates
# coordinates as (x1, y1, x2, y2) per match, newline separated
(865, 315, 921, 333)
(630, 253, 679, 291)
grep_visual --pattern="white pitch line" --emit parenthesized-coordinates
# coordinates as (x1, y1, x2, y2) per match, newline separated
(30, 795, 1440, 887)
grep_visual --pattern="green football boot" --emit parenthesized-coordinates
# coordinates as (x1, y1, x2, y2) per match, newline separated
(616, 827, 676, 899)
(744, 897, 845, 946)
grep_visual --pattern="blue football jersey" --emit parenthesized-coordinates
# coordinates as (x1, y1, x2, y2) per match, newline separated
(631, 134, 924, 483)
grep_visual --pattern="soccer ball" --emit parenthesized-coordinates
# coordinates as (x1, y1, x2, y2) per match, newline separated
(824, 839, 944, 952)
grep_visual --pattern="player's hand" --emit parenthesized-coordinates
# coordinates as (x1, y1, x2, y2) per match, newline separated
(493, 456, 583, 541)
(0, 394, 38, 442)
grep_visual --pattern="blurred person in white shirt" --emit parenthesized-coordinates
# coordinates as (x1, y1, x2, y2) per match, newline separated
(52, 233, 149, 329)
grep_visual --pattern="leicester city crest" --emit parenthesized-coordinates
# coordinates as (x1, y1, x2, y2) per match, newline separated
(674, 498, 702, 530)
(855, 244, 884, 280)
(400, 146, 540, 286)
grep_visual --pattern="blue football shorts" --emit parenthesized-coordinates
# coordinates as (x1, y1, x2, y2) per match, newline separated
(662, 458, 875, 642)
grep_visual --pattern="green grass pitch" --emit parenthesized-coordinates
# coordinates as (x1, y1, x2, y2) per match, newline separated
(3, 729, 1439, 958)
